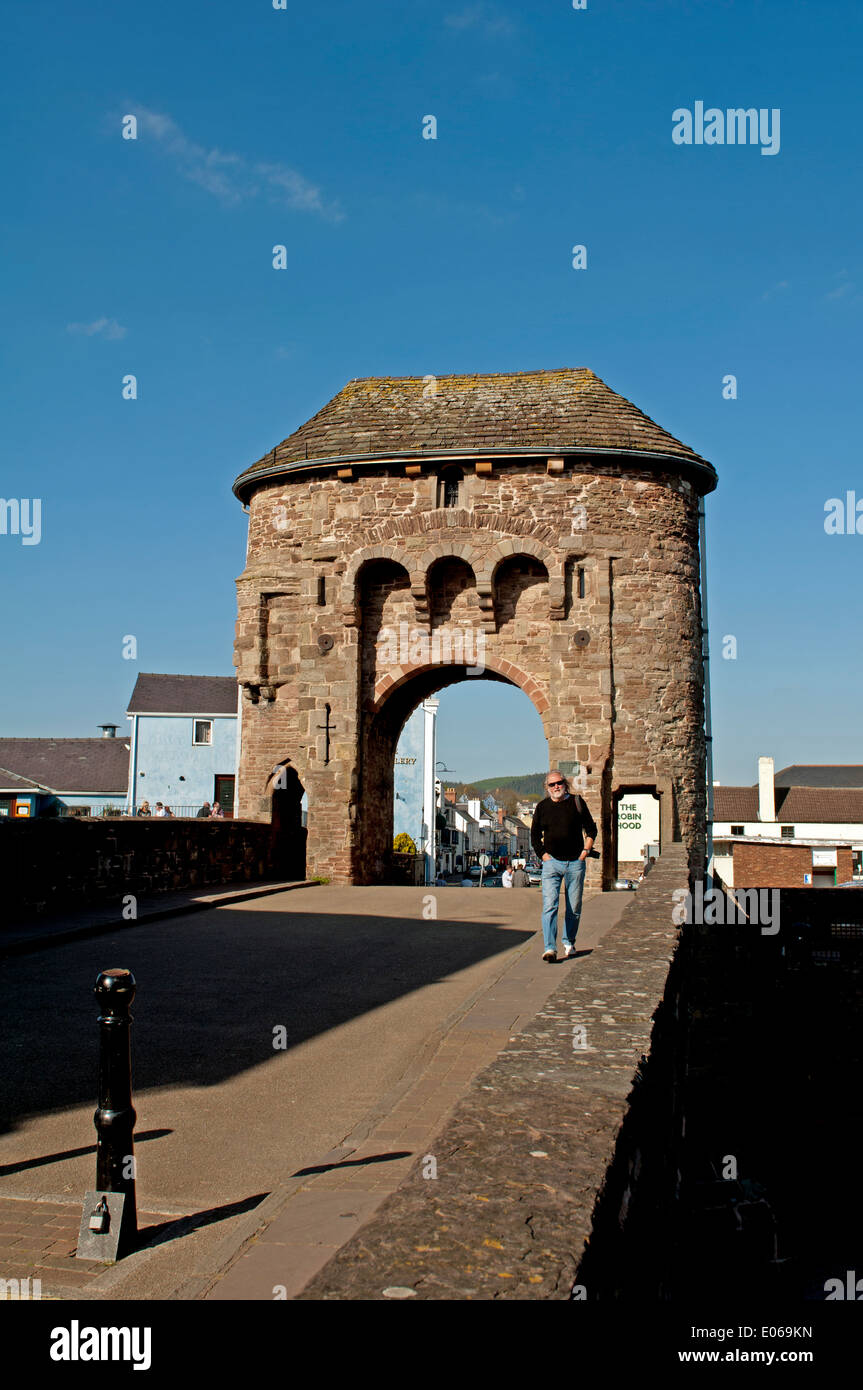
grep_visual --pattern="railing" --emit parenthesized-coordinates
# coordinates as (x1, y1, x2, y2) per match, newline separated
(60, 805, 233, 820)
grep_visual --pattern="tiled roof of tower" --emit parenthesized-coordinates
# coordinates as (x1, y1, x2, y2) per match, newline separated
(234, 369, 715, 499)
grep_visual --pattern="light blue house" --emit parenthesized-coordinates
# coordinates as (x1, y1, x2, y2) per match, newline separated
(127, 674, 239, 817)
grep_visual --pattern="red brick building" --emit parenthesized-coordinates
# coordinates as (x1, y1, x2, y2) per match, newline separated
(713, 758, 863, 888)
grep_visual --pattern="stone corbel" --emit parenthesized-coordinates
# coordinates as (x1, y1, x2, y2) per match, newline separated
(411, 575, 430, 628)
(477, 585, 496, 632)
(548, 581, 566, 620)
(241, 680, 279, 705)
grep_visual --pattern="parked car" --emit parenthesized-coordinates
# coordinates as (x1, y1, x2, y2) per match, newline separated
(479, 874, 503, 887)
(525, 862, 543, 885)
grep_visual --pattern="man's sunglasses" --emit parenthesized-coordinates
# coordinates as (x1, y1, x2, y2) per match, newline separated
(547, 781, 565, 788)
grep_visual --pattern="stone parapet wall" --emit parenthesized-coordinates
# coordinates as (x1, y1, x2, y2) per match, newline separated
(2, 819, 276, 921)
(297, 843, 692, 1300)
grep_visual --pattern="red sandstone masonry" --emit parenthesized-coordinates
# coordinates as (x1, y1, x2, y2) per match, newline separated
(235, 455, 709, 884)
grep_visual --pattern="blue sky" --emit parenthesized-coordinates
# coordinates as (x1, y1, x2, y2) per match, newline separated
(1, 0, 860, 786)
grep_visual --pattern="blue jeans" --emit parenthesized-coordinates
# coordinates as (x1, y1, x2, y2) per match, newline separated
(541, 856, 586, 953)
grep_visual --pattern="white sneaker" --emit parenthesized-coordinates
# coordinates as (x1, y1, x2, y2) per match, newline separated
(563, 943, 577, 959)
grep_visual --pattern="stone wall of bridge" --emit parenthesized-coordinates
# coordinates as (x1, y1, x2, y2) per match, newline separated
(1, 818, 277, 921)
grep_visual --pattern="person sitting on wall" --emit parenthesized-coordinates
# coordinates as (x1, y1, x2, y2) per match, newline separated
(209, 802, 224, 818)
(196, 802, 211, 818)
(154, 802, 166, 817)
(138, 800, 152, 817)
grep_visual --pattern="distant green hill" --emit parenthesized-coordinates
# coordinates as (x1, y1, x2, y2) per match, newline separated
(468, 772, 546, 798)
(444, 773, 546, 810)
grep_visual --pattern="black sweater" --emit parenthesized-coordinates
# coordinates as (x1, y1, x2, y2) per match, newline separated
(530, 795, 598, 862)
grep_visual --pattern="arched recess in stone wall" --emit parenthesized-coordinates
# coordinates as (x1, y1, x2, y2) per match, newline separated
(342, 547, 413, 626)
(426, 555, 480, 629)
(356, 557, 414, 693)
(355, 656, 550, 883)
(492, 554, 550, 634)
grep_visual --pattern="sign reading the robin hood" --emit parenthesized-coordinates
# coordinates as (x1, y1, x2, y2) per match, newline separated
(617, 794, 660, 861)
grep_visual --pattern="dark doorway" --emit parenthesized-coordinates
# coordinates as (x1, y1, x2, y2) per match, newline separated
(270, 764, 307, 881)
(213, 775, 235, 818)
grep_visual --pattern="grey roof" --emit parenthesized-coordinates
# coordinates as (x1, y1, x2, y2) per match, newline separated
(234, 369, 717, 501)
(0, 739, 130, 795)
(773, 765, 863, 789)
(0, 766, 42, 793)
(127, 673, 239, 715)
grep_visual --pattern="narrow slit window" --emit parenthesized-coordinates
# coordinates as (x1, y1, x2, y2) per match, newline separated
(577, 566, 586, 599)
(438, 468, 463, 508)
(317, 576, 326, 606)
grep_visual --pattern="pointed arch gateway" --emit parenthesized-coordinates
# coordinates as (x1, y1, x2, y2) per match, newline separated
(359, 657, 550, 885)
(233, 369, 716, 884)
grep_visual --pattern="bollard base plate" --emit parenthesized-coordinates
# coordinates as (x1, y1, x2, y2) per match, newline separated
(76, 1190, 130, 1263)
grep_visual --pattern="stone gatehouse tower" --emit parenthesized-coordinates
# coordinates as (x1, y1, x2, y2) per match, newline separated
(232, 369, 717, 886)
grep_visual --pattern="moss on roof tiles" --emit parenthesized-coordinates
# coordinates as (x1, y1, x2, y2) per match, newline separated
(234, 368, 714, 499)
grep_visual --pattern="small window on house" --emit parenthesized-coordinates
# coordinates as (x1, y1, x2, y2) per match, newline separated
(577, 566, 586, 599)
(194, 720, 213, 745)
(781, 825, 795, 839)
(731, 825, 744, 836)
(437, 468, 463, 508)
(317, 576, 326, 606)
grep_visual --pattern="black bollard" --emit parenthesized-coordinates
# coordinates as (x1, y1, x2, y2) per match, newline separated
(76, 968, 138, 1261)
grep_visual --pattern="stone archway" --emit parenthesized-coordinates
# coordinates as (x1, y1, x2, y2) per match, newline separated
(359, 659, 547, 885)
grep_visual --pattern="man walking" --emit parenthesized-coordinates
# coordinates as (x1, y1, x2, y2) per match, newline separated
(530, 771, 597, 962)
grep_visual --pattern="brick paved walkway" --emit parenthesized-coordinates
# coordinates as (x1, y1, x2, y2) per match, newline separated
(0, 1196, 173, 1297)
(197, 893, 626, 1300)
